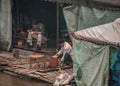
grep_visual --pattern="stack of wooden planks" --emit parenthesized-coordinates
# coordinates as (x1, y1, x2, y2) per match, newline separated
(0, 51, 73, 83)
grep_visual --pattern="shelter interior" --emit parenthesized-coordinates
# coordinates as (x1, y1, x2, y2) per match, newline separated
(12, 0, 69, 51)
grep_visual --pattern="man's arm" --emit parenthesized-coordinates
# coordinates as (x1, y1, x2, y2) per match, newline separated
(56, 47, 63, 56)
(61, 52, 65, 62)
(27, 29, 41, 34)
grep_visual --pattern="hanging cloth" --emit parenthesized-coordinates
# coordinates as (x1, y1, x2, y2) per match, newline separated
(113, 46, 120, 75)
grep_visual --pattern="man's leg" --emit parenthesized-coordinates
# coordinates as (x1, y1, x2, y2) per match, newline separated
(63, 53, 72, 65)
(37, 33, 42, 50)
(27, 32, 33, 46)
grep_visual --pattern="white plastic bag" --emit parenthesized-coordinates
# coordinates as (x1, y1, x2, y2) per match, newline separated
(53, 72, 74, 86)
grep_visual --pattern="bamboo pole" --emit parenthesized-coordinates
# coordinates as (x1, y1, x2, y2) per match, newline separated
(56, 3, 59, 50)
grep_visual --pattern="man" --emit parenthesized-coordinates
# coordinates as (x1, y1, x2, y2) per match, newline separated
(56, 40, 73, 66)
(27, 20, 47, 50)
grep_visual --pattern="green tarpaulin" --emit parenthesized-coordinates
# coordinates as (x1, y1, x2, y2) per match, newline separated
(73, 40, 109, 86)
(63, 5, 120, 86)
(63, 5, 120, 32)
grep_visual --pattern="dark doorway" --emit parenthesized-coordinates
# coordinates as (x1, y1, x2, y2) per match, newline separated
(12, 0, 57, 50)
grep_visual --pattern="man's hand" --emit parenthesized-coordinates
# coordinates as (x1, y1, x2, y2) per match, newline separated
(27, 29, 32, 32)
(52, 54, 58, 58)
(30, 31, 41, 34)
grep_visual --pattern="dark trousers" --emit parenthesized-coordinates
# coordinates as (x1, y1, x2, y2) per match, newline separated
(58, 53, 72, 65)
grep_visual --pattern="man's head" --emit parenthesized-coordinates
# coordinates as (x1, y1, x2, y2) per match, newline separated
(32, 20, 39, 29)
(57, 40, 64, 47)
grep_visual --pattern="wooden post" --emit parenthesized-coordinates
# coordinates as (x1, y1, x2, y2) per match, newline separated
(56, 2, 59, 50)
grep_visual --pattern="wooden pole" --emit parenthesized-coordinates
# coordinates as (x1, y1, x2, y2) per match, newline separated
(56, 2, 59, 50)
(17, 0, 20, 28)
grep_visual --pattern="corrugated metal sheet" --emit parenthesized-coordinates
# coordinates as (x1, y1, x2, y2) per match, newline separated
(94, 0, 120, 6)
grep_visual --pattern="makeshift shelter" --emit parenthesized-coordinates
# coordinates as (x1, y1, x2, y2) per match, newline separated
(0, 0, 120, 85)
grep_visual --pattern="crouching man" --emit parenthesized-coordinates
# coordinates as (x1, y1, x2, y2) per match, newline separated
(56, 40, 73, 66)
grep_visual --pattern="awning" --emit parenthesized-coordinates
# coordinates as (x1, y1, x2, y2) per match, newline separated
(41, 0, 80, 5)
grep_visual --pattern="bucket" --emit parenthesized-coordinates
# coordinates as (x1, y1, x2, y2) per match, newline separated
(13, 49, 19, 58)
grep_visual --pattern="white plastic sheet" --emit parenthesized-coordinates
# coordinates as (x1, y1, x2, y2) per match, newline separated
(75, 18, 120, 44)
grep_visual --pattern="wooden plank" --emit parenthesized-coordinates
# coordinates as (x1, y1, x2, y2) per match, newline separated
(4, 66, 19, 70)
(38, 74, 55, 82)
(14, 68, 29, 73)
(33, 72, 47, 76)
(24, 70, 37, 74)
(27, 73, 40, 78)
(53, 71, 60, 76)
